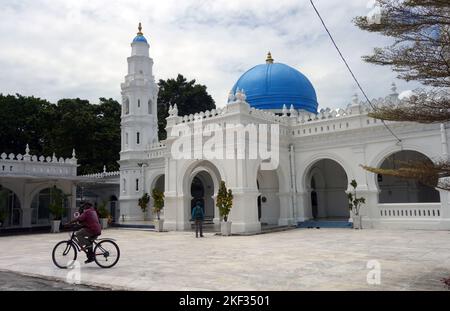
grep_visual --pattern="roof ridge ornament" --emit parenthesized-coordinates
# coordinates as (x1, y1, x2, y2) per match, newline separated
(266, 51, 274, 64)
(137, 22, 143, 36)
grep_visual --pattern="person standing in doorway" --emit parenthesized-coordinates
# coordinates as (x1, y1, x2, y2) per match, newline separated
(191, 201, 204, 238)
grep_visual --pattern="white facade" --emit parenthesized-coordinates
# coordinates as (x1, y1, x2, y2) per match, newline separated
(2, 26, 448, 234)
(117, 29, 450, 233)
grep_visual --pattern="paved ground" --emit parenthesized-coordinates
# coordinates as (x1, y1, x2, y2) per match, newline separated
(0, 271, 106, 291)
(0, 228, 449, 290)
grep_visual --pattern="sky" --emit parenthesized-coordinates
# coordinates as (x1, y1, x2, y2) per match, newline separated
(0, 0, 421, 109)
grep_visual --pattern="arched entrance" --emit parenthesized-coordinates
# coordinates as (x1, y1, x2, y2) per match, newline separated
(0, 187, 22, 227)
(31, 187, 67, 225)
(191, 171, 215, 219)
(307, 159, 350, 220)
(257, 169, 280, 225)
(181, 161, 223, 229)
(377, 150, 440, 203)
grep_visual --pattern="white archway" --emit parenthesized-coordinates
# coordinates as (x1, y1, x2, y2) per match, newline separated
(182, 160, 222, 222)
(376, 150, 440, 203)
(304, 158, 350, 219)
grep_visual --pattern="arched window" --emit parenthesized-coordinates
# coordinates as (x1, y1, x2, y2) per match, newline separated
(136, 132, 140, 145)
(148, 100, 152, 114)
(124, 98, 130, 115)
(125, 133, 129, 146)
(138, 99, 141, 108)
(378, 150, 440, 203)
(136, 179, 140, 192)
(122, 179, 127, 193)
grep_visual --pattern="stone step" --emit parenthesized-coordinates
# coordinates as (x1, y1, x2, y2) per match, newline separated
(297, 220, 352, 229)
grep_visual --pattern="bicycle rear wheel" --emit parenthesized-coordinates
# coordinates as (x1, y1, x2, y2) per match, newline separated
(94, 240, 120, 268)
(52, 241, 78, 269)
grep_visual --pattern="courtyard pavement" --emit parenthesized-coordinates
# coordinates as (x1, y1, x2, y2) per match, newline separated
(0, 228, 449, 291)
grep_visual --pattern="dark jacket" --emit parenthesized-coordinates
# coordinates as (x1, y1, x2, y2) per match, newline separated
(191, 204, 205, 221)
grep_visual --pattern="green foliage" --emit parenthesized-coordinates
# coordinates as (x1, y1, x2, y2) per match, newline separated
(97, 200, 110, 218)
(347, 180, 366, 216)
(216, 181, 233, 222)
(157, 74, 216, 140)
(0, 76, 214, 173)
(151, 189, 165, 220)
(0, 95, 121, 175)
(138, 192, 150, 213)
(48, 187, 68, 221)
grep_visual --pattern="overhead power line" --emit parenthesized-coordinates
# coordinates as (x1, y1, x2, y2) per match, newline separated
(309, 0, 402, 144)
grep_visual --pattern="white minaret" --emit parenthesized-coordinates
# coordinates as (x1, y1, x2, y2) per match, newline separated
(119, 23, 159, 221)
(121, 22, 158, 158)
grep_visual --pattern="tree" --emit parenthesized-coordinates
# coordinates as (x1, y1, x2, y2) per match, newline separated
(47, 97, 121, 174)
(157, 74, 216, 140)
(347, 180, 366, 216)
(138, 192, 150, 214)
(97, 200, 110, 219)
(151, 189, 164, 220)
(355, 0, 450, 189)
(216, 181, 233, 222)
(0, 95, 121, 175)
(48, 187, 68, 221)
(0, 94, 56, 155)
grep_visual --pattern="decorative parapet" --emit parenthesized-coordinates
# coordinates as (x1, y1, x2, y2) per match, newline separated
(290, 88, 412, 138)
(80, 166, 120, 179)
(0, 144, 78, 177)
(165, 83, 407, 139)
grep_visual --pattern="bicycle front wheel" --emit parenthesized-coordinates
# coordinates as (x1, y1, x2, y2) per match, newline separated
(52, 241, 78, 269)
(94, 240, 120, 268)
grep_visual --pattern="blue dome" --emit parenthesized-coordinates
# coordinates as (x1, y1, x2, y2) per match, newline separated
(231, 61, 318, 113)
(133, 34, 148, 43)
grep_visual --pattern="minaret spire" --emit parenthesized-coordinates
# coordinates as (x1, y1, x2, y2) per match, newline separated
(266, 51, 274, 64)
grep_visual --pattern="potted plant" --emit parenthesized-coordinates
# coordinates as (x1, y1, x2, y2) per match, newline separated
(347, 180, 366, 229)
(138, 192, 150, 220)
(97, 201, 110, 229)
(152, 189, 164, 232)
(48, 188, 67, 233)
(217, 181, 233, 236)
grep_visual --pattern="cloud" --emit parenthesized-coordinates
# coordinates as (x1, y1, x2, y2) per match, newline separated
(0, 0, 422, 109)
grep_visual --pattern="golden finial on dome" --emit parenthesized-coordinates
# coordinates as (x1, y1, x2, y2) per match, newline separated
(266, 51, 274, 64)
(137, 22, 143, 35)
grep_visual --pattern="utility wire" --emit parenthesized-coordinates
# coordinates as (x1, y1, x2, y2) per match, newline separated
(309, 0, 402, 143)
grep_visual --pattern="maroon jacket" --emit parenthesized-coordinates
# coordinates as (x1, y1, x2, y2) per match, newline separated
(77, 207, 101, 236)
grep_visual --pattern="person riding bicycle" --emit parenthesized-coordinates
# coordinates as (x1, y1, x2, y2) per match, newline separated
(70, 202, 102, 264)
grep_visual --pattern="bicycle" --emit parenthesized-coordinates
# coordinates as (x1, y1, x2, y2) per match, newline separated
(52, 224, 120, 269)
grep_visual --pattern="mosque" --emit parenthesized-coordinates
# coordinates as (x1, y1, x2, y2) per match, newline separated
(1, 24, 449, 233)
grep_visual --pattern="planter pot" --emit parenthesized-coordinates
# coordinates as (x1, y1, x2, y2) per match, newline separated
(100, 218, 109, 229)
(221, 221, 232, 236)
(51, 220, 61, 233)
(154, 219, 164, 232)
(352, 214, 362, 229)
